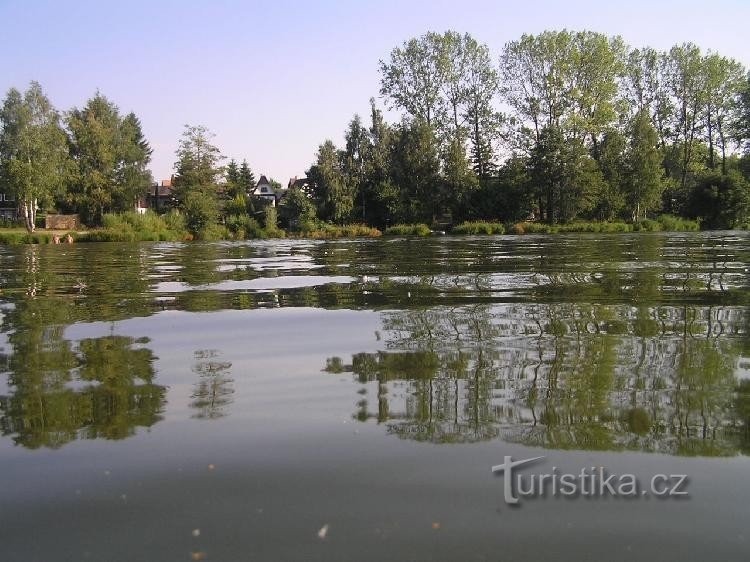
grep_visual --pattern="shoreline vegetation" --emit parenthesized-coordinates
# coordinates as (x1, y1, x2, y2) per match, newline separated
(2, 31, 749, 243)
(0, 213, 710, 245)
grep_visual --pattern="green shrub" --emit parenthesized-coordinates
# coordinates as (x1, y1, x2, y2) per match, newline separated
(183, 192, 219, 234)
(163, 210, 187, 234)
(82, 229, 138, 242)
(0, 231, 57, 244)
(224, 194, 250, 217)
(633, 218, 661, 232)
(225, 214, 266, 239)
(555, 221, 632, 233)
(197, 224, 230, 241)
(656, 214, 699, 231)
(384, 223, 431, 236)
(303, 223, 382, 239)
(452, 221, 505, 235)
(598, 222, 632, 233)
(97, 211, 187, 241)
(0, 232, 28, 244)
(510, 222, 556, 234)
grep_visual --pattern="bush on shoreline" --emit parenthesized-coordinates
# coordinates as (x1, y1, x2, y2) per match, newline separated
(452, 221, 505, 235)
(0, 231, 57, 244)
(299, 223, 382, 239)
(0, 214, 710, 245)
(94, 211, 188, 241)
(654, 214, 700, 231)
(510, 216, 699, 235)
(384, 224, 431, 236)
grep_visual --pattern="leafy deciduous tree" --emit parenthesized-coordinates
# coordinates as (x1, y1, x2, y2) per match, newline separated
(0, 82, 70, 231)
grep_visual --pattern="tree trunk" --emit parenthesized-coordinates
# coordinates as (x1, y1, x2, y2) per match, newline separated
(707, 106, 715, 170)
(546, 186, 554, 224)
(473, 118, 483, 178)
(717, 116, 727, 176)
(537, 195, 544, 223)
(590, 134, 600, 162)
(22, 199, 35, 233)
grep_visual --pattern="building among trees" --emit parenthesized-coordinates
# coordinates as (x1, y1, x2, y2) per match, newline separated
(0, 192, 16, 221)
(252, 175, 283, 206)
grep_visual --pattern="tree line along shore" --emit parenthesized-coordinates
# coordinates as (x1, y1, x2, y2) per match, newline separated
(1, 29, 749, 244)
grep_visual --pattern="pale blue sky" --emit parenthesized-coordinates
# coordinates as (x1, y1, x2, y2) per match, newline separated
(2, 0, 748, 183)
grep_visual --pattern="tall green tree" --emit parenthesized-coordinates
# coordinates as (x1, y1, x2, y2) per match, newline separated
(380, 31, 500, 179)
(701, 53, 746, 174)
(663, 43, 707, 204)
(225, 159, 240, 197)
(238, 159, 255, 194)
(172, 125, 223, 199)
(172, 125, 224, 235)
(67, 93, 152, 224)
(379, 33, 446, 128)
(462, 35, 501, 178)
(390, 120, 442, 223)
(279, 185, 317, 230)
(596, 128, 627, 220)
(343, 114, 370, 222)
(442, 134, 478, 220)
(307, 140, 353, 224)
(114, 112, 153, 211)
(363, 99, 398, 227)
(500, 30, 625, 156)
(623, 109, 665, 221)
(0, 82, 69, 231)
(736, 73, 750, 154)
(567, 31, 627, 157)
(529, 125, 603, 223)
(622, 47, 672, 148)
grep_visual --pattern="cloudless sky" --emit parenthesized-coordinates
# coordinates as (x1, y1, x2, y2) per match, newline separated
(2, 0, 749, 183)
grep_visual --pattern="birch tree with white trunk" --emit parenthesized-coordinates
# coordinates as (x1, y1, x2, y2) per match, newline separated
(0, 82, 69, 232)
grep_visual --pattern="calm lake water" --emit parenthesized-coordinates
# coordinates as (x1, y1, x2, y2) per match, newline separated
(1, 233, 749, 561)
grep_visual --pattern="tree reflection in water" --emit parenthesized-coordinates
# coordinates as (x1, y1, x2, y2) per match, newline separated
(327, 303, 750, 455)
(0, 245, 167, 449)
(189, 349, 234, 420)
(0, 331, 165, 449)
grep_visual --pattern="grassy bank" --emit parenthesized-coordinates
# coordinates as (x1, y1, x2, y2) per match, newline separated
(296, 223, 382, 239)
(384, 224, 431, 236)
(0, 230, 66, 245)
(452, 221, 506, 235)
(0, 214, 713, 245)
(510, 215, 700, 234)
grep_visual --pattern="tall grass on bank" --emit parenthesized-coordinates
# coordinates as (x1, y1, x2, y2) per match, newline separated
(84, 211, 189, 242)
(509, 216, 700, 235)
(225, 215, 266, 239)
(299, 222, 382, 239)
(557, 221, 632, 233)
(0, 212, 707, 245)
(654, 214, 700, 231)
(452, 221, 506, 235)
(384, 224, 431, 236)
(0, 231, 57, 244)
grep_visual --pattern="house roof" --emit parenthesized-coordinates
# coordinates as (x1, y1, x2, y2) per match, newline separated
(256, 175, 270, 187)
(288, 177, 309, 190)
(149, 182, 173, 197)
